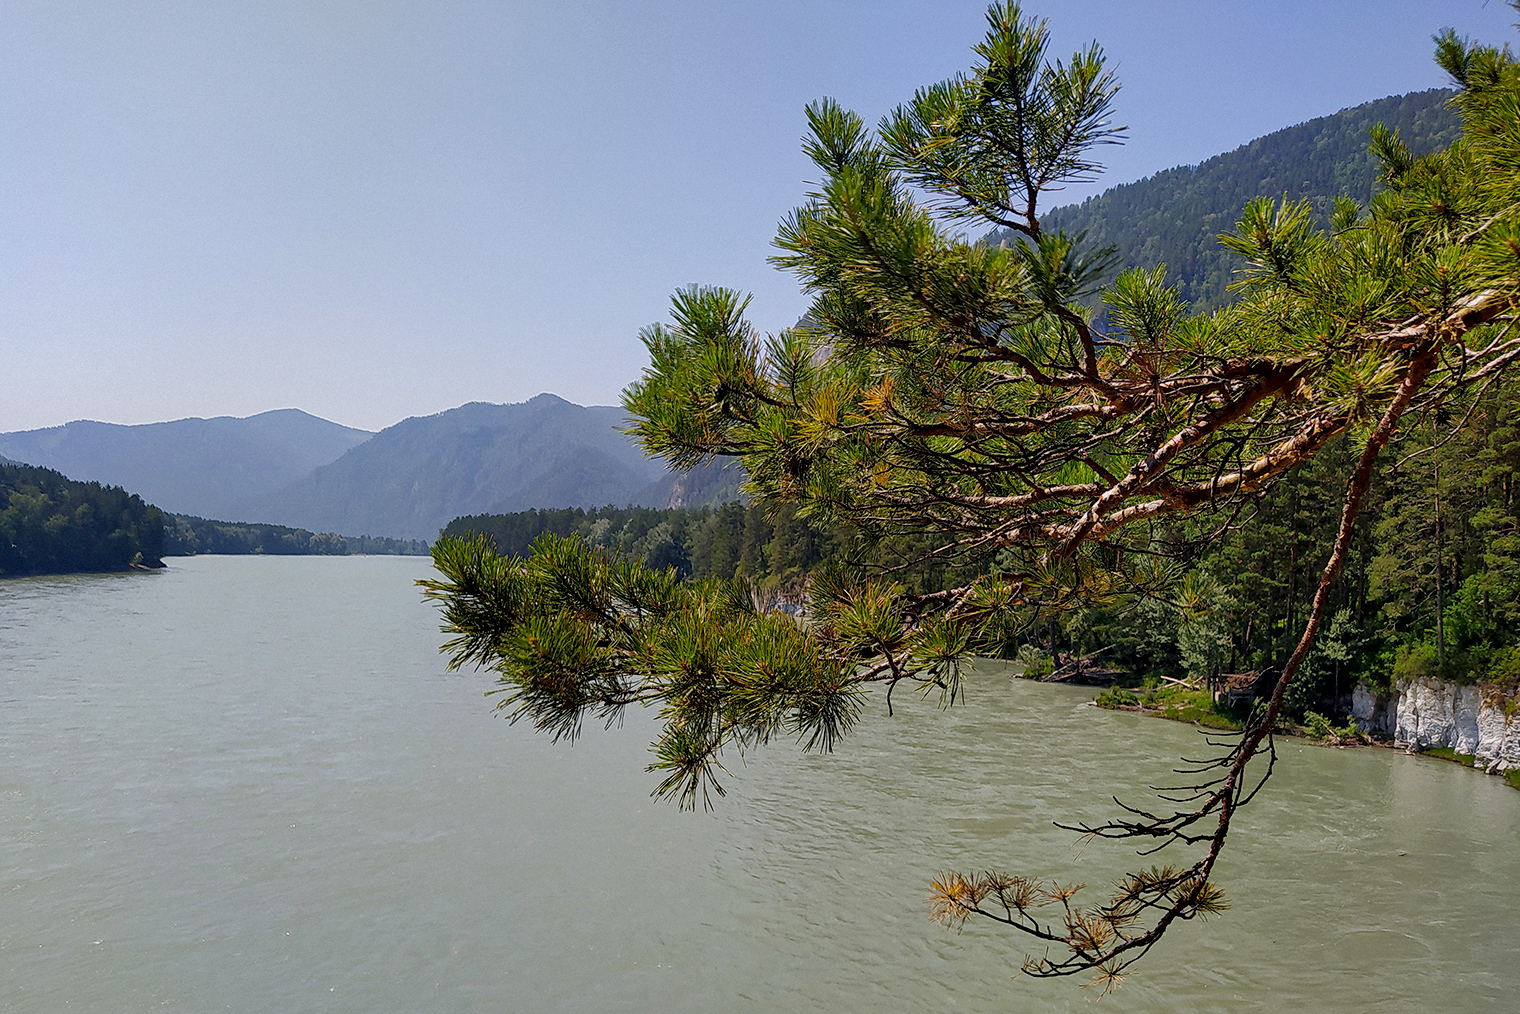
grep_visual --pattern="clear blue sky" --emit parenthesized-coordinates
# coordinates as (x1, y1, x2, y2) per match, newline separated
(1, 1, 1513, 433)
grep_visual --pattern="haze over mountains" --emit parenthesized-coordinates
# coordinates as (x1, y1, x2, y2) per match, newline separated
(2, 88, 1462, 543)
(247, 395, 676, 540)
(0, 410, 371, 522)
(0, 396, 735, 541)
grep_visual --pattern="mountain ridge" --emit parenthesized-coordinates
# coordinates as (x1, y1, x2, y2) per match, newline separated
(2, 89, 1470, 541)
(0, 409, 372, 522)
(246, 394, 673, 540)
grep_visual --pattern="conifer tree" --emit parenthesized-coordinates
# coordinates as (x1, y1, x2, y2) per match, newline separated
(424, 3, 1520, 988)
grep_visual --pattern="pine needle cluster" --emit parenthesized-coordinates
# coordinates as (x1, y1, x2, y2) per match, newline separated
(421, 534, 981, 810)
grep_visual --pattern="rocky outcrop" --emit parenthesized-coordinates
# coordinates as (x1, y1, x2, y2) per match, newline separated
(1350, 683, 1397, 735)
(750, 585, 806, 619)
(1354, 677, 1520, 773)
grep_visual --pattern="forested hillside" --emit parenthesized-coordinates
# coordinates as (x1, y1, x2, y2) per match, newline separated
(988, 89, 1460, 311)
(437, 87, 1509, 714)
(1, 463, 164, 576)
(1192, 374, 1520, 708)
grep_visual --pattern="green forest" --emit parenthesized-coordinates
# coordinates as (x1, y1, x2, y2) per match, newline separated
(163, 514, 427, 557)
(439, 84, 1519, 723)
(422, 4, 1520, 980)
(0, 462, 164, 576)
(1082, 373, 1520, 712)
(1, 462, 427, 578)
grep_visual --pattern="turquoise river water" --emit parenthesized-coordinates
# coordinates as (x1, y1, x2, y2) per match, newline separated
(2, 555, 1517, 1012)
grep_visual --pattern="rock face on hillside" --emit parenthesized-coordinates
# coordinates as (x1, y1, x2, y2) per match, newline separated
(1354, 678, 1520, 773)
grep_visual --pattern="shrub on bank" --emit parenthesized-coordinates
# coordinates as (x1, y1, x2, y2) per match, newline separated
(1094, 684, 1246, 731)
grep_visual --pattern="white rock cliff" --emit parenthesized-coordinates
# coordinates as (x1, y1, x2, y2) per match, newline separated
(1354, 677, 1520, 773)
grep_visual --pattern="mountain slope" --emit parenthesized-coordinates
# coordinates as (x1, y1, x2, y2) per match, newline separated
(0, 409, 371, 522)
(989, 89, 1461, 311)
(253, 395, 669, 540)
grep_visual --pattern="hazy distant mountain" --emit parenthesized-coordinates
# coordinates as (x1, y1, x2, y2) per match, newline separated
(988, 89, 1462, 311)
(250, 395, 673, 540)
(0, 409, 372, 521)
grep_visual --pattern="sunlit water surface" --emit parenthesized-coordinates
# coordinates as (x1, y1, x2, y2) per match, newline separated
(2, 556, 1517, 1012)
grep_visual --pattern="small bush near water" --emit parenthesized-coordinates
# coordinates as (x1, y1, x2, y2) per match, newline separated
(1301, 711, 1364, 743)
(1421, 745, 1478, 767)
(1094, 685, 1246, 731)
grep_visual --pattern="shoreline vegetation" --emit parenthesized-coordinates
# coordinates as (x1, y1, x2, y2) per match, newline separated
(1091, 683, 1249, 732)
(1082, 673, 1520, 789)
(1, 461, 164, 577)
(2, 460, 427, 578)
(438, 497, 1520, 791)
(163, 513, 427, 558)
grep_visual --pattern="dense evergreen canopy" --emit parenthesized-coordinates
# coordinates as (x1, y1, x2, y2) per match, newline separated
(0, 462, 164, 576)
(426, 3, 1520, 988)
(448, 365, 1520, 717)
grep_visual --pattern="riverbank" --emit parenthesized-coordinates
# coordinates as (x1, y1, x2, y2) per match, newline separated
(1353, 675, 1520, 782)
(1090, 675, 1520, 790)
(1092, 684, 1247, 730)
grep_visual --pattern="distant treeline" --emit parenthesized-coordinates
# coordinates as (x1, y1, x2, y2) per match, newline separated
(1, 462, 164, 576)
(2, 460, 426, 579)
(442, 502, 972, 595)
(444, 504, 836, 586)
(163, 514, 428, 557)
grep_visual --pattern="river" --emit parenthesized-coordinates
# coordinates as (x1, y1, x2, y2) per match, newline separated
(2, 555, 1516, 1012)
